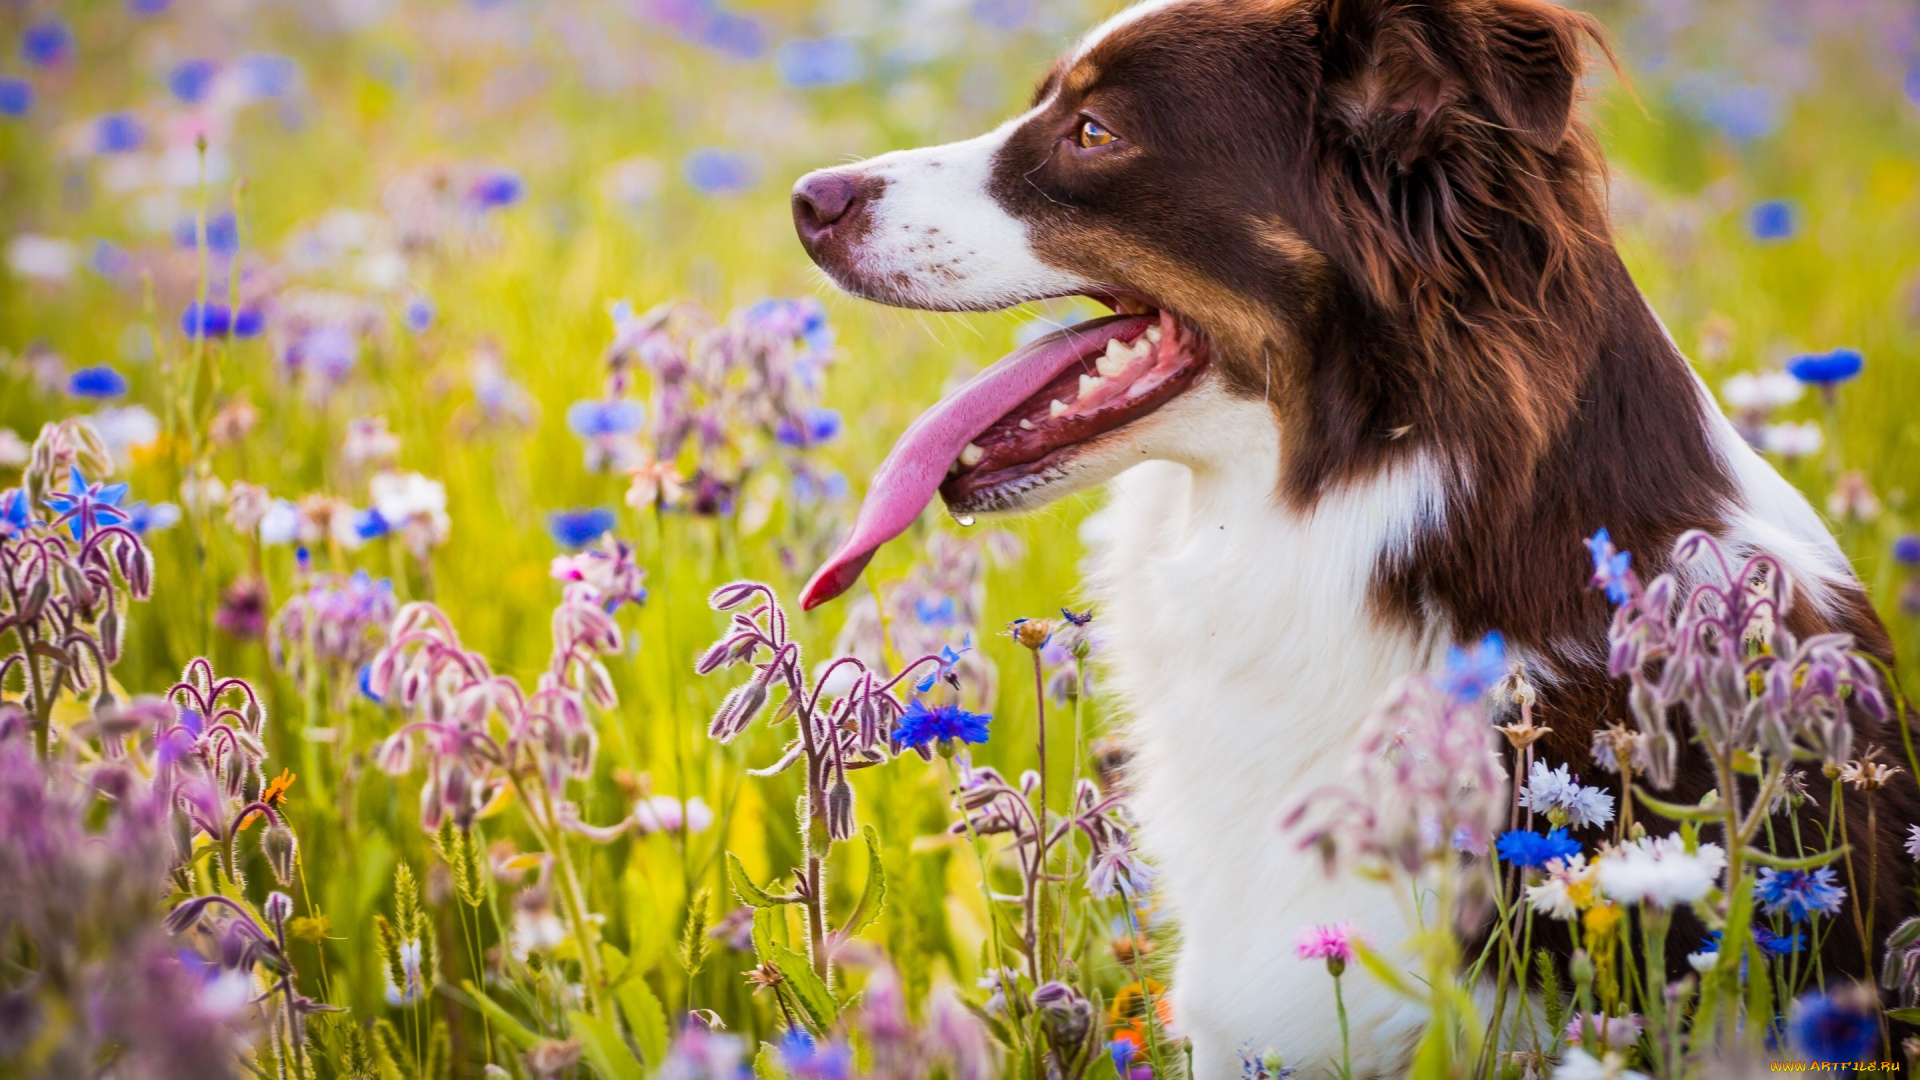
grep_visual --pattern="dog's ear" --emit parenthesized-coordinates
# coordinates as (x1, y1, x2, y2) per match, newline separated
(1320, 0, 1594, 158)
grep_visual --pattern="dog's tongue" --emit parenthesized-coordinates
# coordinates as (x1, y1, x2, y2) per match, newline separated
(801, 313, 1149, 610)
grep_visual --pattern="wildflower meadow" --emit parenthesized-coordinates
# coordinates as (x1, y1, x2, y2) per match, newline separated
(3, 1, 1920, 1078)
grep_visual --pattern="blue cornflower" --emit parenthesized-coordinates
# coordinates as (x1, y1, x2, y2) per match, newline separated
(94, 112, 146, 154)
(22, 21, 73, 67)
(0, 78, 33, 117)
(892, 699, 991, 751)
(467, 170, 523, 210)
(174, 212, 240, 256)
(774, 406, 841, 448)
(775, 36, 862, 88)
(0, 488, 38, 536)
(699, 12, 766, 60)
(352, 508, 390, 541)
(124, 501, 181, 535)
(1494, 828, 1581, 869)
(548, 507, 617, 549)
(684, 148, 755, 195)
(1787, 988, 1878, 1062)
(566, 399, 645, 438)
(1754, 925, 1804, 956)
(42, 468, 130, 541)
(237, 54, 298, 99)
(1894, 535, 1920, 566)
(168, 58, 218, 103)
(915, 640, 971, 693)
(1756, 866, 1846, 923)
(776, 1028, 849, 1080)
(1585, 528, 1633, 604)
(1441, 631, 1507, 702)
(67, 365, 128, 399)
(914, 595, 956, 626)
(1786, 348, 1864, 387)
(180, 301, 264, 339)
(404, 296, 434, 332)
(1748, 199, 1796, 241)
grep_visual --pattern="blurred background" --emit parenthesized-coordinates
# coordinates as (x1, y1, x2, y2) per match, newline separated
(0, 0, 1918, 1043)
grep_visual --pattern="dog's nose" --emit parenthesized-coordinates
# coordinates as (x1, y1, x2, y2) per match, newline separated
(792, 171, 862, 245)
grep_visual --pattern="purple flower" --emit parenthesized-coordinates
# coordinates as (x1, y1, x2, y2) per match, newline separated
(548, 507, 617, 549)
(67, 365, 128, 399)
(776, 36, 862, 88)
(1749, 199, 1796, 240)
(1495, 828, 1580, 869)
(776, 1029, 850, 1080)
(404, 296, 434, 332)
(21, 21, 72, 68)
(237, 54, 299, 99)
(174, 213, 239, 256)
(774, 406, 842, 447)
(42, 467, 130, 541)
(698, 11, 766, 59)
(566, 399, 646, 438)
(1756, 866, 1846, 923)
(684, 148, 755, 195)
(168, 59, 218, 104)
(94, 113, 146, 154)
(180, 302, 264, 339)
(893, 700, 991, 750)
(1894, 535, 1920, 566)
(1787, 348, 1864, 387)
(0, 78, 33, 117)
(1440, 631, 1506, 702)
(1788, 987, 1879, 1062)
(467, 170, 523, 210)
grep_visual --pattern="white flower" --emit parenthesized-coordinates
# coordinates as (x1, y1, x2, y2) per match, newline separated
(259, 499, 301, 546)
(1595, 834, 1725, 907)
(1518, 761, 1615, 830)
(0, 428, 27, 467)
(1720, 370, 1801, 411)
(7, 235, 76, 282)
(1554, 1048, 1650, 1080)
(370, 469, 450, 547)
(1761, 421, 1823, 459)
(1525, 854, 1596, 921)
(1687, 949, 1718, 973)
(632, 796, 713, 835)
(88, 405, 161, 466)
(1905, 824, 1920, 862)
(512, 908, 568, 959)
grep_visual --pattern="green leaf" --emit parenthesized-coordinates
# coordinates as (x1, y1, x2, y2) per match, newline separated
(568, 1009, 645, 1080)
(601, 943, 669, 1068)
(1888, 1007, 1920, 1024)
(452, 980, 541, 1050)
(1743, 844, 1849, 869)
(1632, 785, 1724, 823)
(1349, 938, 1424, 1002)
(839, 825, 888, 939)
(729, 852, 795, 908)
(773, 943, 838, 1033)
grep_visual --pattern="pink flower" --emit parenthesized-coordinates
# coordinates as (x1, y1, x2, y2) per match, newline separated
(1294, 922, 1359, 965)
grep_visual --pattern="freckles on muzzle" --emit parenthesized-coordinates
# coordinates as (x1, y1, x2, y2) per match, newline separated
(790, 168, 885, 288)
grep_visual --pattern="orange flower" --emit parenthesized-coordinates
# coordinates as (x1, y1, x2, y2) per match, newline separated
(242, 769, 296, 829)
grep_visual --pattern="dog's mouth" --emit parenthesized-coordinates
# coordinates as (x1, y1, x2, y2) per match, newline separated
(801, 299, 1210, 609)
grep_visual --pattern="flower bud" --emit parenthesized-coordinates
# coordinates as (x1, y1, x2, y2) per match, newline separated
(263, 822, 298, 886)
(1570, 949, 1594, 990)
(826, 779, 856, 842)
(264, 890, 294, 927)
(1029, 981, 1092, 1053)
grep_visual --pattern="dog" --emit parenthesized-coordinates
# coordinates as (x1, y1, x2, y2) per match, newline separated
(786, 0, 1911, 1073)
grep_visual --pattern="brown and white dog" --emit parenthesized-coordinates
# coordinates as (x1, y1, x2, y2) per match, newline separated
(787, 0, 1912, 1073)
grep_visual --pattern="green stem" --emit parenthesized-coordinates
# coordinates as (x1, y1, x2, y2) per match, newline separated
(1333, 971, 1353, 1080)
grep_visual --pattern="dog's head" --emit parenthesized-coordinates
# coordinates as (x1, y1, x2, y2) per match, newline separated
(793, 0, 1611, 608)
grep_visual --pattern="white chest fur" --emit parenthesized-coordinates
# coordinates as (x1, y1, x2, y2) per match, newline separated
(1082, 389, 1450, 1078)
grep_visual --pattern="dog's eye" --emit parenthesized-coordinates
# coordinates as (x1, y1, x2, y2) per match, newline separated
(1076, 118, 1116, 148)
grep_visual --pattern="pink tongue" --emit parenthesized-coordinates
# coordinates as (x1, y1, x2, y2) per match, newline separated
(801, 313, 1150, 610)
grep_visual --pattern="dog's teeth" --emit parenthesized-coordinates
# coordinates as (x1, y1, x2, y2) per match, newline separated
(1048, 398, 1070, 419)
(959, 442, 984, 467)
(1129, 337, 1154, 361)
(1145, 325, 1162, 344)
(1078, 374, 1104, 399)
(1018, 418, 1035, 430)
(1097, 339, 1128, 377)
